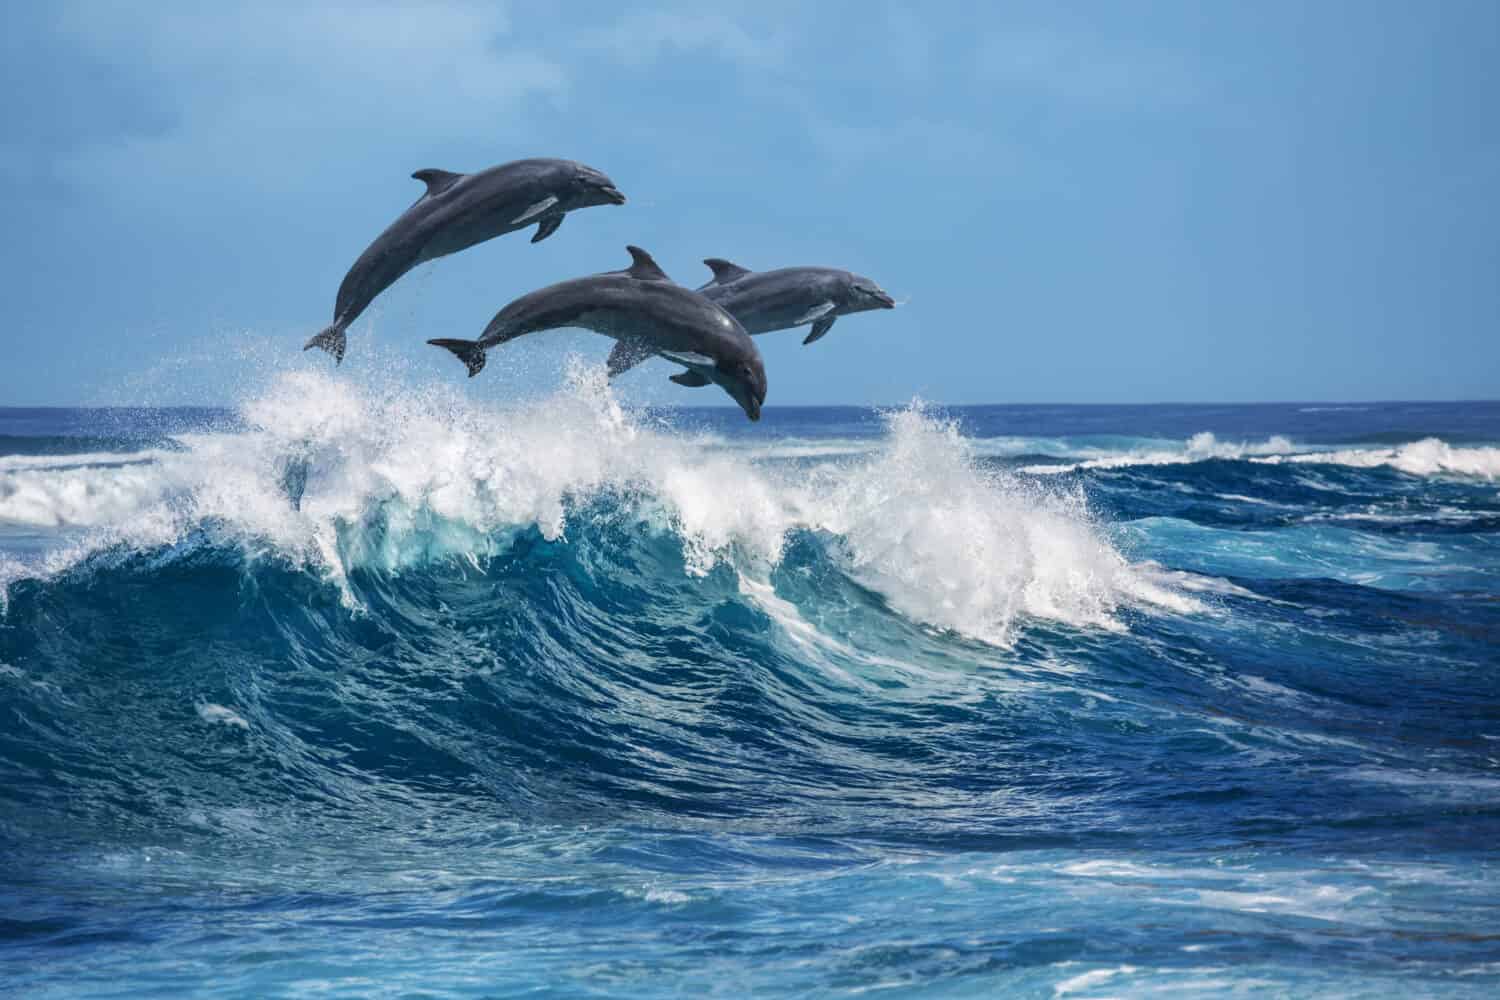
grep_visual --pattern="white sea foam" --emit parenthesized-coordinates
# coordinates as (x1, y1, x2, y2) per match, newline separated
(0, 450, 178, 473)
(1014, 429, 1500, 482)
(0, 461, 183, 527)
(196, 702, 250, 729)
(0, 368, 1196, 644)
(1020, 432, 1298, 474)
(1054, 965, 1138, 996)
(810, 406, 1197, 643)
(1214, 493, 1279, 507)
(729, 438, 884, 461)
(1253, 438, 1500, 480)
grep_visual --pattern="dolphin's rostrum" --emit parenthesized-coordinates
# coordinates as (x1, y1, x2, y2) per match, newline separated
(305, 158, 626, 363)
(429, 247, 768, 421)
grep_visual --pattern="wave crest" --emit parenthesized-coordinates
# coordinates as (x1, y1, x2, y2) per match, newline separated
(1254, 438, 1500, 480)
(1, 369, 1187, 642)
(1021, 432, 1297, 474)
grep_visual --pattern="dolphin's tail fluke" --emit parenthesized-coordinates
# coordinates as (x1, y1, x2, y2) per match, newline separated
(428, 338, 487, 378)
(303, 324, 347, 364)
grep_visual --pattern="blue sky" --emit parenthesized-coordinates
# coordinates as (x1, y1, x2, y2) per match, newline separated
(1, 1, 1496, 406)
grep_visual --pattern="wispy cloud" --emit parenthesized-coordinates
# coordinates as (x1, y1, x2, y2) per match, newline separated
(581, 9, 782, 71)
(974, 29, 1197, 109)
(40, 2, 566, 189)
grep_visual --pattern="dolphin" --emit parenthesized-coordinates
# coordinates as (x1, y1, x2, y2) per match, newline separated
(305, 158, 626, 363)
(428, 247, 768, 421)
(698, 260, 894, 345)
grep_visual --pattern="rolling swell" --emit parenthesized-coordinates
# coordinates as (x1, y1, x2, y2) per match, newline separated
(1, 370, 1191, 852)
(5, 498, 1495, 869)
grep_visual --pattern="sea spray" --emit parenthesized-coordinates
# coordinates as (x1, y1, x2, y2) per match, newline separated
(811, 403, 1194, 644)
(0, 368, 1184, 640)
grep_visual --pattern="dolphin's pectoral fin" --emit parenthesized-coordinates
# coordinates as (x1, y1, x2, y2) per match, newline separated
(511, 196, 559, 225)
(793, 301, 837, 326)
(606, 338, 652, 379)
(412, 169, 463, 197)
(531, 214, 565, 243)
(803, 316, 837, 345)
(660, 351, 715, 368)
(624, 246, 672, 282)
(702, 258, 753, 286)
(662, 351, 714, 388)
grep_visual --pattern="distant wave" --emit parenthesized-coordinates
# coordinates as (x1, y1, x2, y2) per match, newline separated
(1253, 438, 1500, 480)
(1017, 431, 1500, 480)
(1018, 432, 1300, 474)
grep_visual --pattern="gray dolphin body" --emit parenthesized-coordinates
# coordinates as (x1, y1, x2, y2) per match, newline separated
(605, 261, 892, 378)
(428, 247, 767, 421)
(699, 261, 894, 343)
(305, 158, 626, 363)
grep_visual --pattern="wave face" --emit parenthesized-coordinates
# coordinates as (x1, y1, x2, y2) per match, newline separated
(3, 385, 1500, 997)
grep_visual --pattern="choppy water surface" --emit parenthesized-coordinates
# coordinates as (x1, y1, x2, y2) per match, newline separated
(3, 376, 1498, 996)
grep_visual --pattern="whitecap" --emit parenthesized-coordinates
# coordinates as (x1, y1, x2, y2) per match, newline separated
(1254, 438, 1500, 480)
(1020, 432, 1299, 474)
(1, 371, 1196, 644)
(196, 702, 250, 729)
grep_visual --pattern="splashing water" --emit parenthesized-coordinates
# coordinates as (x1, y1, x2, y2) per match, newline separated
(2, 368, 1184, 640)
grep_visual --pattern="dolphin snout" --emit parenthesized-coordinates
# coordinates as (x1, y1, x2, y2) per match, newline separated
(874, 289, 896, 309)
(730, 379, 763, 422)
(602, 185, 627, 205)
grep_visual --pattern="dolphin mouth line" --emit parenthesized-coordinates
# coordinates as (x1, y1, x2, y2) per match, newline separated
(602, 186, 627, 205)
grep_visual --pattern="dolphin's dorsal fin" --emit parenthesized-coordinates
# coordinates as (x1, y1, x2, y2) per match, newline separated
(703, 258, 752, 285)
(625, 246, 671, 282)
(412, 169, 464, 196)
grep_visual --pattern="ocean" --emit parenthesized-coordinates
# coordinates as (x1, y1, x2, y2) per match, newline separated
(2, 371, 1498, 997)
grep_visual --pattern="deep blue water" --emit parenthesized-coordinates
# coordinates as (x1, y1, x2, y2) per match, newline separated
(3, 380, 1499, 996)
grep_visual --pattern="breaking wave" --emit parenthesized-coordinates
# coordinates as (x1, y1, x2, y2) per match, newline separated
(1020, 431, 1500, 480)
(0, 368, 1188, 644)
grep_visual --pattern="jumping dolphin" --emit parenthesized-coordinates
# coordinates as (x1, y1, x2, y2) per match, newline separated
(305, 158, 626, 363)
(693, 260, 895, 349)
(428, 247, 768, 421)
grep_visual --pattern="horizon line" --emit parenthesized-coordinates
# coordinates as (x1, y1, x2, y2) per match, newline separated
(3, 398, 1499, 412)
